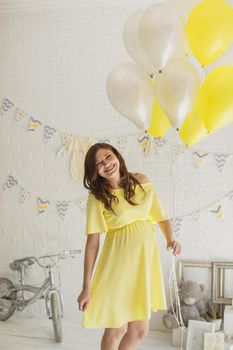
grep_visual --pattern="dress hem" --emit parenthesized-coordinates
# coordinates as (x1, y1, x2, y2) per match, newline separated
(82, 307, 167, 329)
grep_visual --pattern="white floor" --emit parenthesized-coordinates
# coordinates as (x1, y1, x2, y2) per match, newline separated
(0, 316, 178, 350)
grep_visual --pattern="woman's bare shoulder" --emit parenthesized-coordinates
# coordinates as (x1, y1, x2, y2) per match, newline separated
(131, 172, 150, 184)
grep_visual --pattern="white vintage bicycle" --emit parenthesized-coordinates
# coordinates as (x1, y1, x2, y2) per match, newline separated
(0, 249, 81, 342)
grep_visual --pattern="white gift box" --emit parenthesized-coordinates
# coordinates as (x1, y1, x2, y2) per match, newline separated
(211, 318, 222, 331)
(224, 306, 233, 334)
(204, 332, 224, 350)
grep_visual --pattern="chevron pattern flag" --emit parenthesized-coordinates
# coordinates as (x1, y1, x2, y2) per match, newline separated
(44, 125, 57, 143)
(137, 132, 158, 156)
(3, 175, 18, 191)
(192, 151, 208, 168)
(37, 198, 50, 214)
(117, 136, 128, 156)
(210, 202, 223, 220)
(228, 191, 233, 200)
(19, 187, 32, 205)
(15, 108, 28, 122)
(153, 136, 166, 148)
(28, 117, 42, 131)
(1, 98, 14, 115)
(171, 216, 183, 237)
(60, 133, 73, 146)
(76, 197, 87, 212)
(170, 144, 185, 162)
(56, 201, 70, 220)
(191, 211, 203, 231)
(98, 138, 111, 143)
(214, 153, 230, 172)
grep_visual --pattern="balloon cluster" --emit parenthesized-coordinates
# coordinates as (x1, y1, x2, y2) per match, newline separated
(106, 0, 233, 147)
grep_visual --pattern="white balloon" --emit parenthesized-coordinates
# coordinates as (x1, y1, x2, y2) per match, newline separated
(106, 63, 154, 130)
(155, 58, 201, 129)
(123, 10, 156, 76)
(139, 3, 185, 70)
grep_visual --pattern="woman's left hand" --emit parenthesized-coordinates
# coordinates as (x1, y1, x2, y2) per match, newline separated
(166, 240, 181, 256)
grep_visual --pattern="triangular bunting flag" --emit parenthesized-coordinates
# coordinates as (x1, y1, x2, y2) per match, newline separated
(228, 191, 233, 200)
(15, 108, 27, 122)
(56, 201, 70, 220)
(171, 216, 183, 237)
(192, 151, 208, 168)
(1, 98, 14, 115)
(153, 136, 166, 148)
(44, 125, 57, 143)
(60, 133, 73, 146)
(19, 187, 32, 204)
(210, 202, 223, 220)
(98, 138, 111, 143)
(170, 143, 185, 162)
(28, 117, 42, 131)
(76, 197, 87, 212)
(117, 136, 128, 156)
(191, 211, 203, 232)
(37, 198, 50, 214)
(214, 153, 229, 172)
(137, 132, 158, 156)
(3, 175, 18, 191)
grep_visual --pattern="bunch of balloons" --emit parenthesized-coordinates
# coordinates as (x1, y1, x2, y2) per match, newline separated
(106, 0, 233, 147)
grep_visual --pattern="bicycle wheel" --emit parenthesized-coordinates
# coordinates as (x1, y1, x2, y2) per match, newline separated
(0, 278, 17, 321)
(50, 292, 62, 342)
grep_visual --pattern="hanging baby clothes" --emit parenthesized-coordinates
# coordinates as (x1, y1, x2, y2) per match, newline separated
(82, 182, 169, 328)
(58, 136, 96, 180)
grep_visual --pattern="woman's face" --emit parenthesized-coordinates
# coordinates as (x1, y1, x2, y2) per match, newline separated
(95, 148, 120, 181)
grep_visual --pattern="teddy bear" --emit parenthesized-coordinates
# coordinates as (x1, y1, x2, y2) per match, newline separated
(163, 280, 209, 328)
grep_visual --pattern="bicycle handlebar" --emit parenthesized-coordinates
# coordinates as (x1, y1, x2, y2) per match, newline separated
(38, 249, 81, 260)
(10, 249, 81, 270)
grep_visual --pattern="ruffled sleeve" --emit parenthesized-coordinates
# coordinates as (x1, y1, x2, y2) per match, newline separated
(85, 194, 108, 235)
(149, 184, 169, 223)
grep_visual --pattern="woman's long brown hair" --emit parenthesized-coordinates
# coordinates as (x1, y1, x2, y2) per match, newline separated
(83, 143, 146, 212)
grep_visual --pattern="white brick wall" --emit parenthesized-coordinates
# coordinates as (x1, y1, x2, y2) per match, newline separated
(1, 0, 233, 331)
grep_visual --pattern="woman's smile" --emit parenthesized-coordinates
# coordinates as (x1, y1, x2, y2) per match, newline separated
(105, 163, 116, 173)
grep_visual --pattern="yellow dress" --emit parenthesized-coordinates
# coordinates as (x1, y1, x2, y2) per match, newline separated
(82, 182, 169, 329)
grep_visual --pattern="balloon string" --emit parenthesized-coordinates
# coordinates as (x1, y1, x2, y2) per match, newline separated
(169, 255, 186, 349)
(165, 137, 186, 349)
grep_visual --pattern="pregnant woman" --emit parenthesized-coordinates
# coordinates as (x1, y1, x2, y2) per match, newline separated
(77, 142, 181, 350)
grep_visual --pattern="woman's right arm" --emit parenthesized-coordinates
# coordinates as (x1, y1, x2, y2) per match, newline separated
(78, 234, 100, 312)
(82, 233, 100, 290)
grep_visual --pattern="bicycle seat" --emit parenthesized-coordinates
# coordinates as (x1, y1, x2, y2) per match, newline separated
(10, 257, 35, 271)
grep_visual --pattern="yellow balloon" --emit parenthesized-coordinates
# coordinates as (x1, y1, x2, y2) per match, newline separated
(147, 96, 171, 137)
(179, 101, 208, 147)
(200, 65, 233, 132)
(186, 0, 233, 66)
